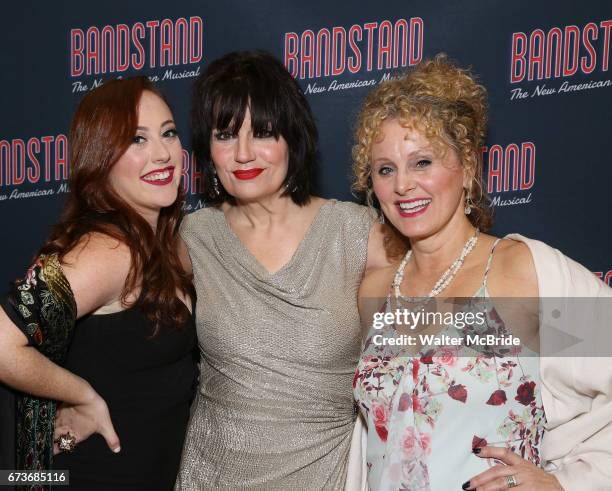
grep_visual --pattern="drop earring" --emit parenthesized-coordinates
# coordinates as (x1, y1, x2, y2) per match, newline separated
(464, 194, 473, 215)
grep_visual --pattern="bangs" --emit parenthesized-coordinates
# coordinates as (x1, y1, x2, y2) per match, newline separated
(193, 51, 318, 207)
(210, 76, 282, 138)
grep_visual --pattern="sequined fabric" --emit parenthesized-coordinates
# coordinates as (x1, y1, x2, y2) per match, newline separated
(176, 200, 373, 490)
(0, 254, 77, 490)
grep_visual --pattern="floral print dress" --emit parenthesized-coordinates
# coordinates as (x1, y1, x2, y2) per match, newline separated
(353, 245, 546, 491)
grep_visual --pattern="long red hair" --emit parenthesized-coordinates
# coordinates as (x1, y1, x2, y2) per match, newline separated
(40, 77, 192, 333)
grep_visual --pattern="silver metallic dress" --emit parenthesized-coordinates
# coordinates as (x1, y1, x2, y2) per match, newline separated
(176, 200, 373, 490)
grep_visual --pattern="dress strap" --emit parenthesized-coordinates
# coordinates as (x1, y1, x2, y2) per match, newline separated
(482, 238, 503, 289)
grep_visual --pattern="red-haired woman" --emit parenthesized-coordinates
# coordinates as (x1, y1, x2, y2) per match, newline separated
(0, 77, 197, 490)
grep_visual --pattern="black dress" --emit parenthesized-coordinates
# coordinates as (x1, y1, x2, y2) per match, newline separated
(53, 306, 198, 490)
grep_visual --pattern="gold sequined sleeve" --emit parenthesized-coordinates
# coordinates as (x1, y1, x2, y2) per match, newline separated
(0, 253, 77, 362)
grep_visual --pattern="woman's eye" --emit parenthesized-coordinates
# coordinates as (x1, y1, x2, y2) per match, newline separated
(132, 135, 146, 144)
(377, 166, 394, 176)
(213, 131, 233, 141)
(163, 128, 179, 138)
(254, 129, 273, 138)
(415, 159, 432, 169)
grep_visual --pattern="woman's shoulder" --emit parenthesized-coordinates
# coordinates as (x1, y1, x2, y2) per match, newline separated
(62, 231, 130, 264)
(324, 199, 375, 227)
(62, 232, 130, 268)
(484, 234, 538, 297)
(181, 206, 221, 235)
(326, 198, 369, 214)
(60, 233, 132, 317)
(184, 205, 220, 219)
(494, 236, 536, 275)
(500, 233, 612, 297)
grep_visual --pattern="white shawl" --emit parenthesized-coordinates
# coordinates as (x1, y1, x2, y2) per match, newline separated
(510, 234, 612, 490)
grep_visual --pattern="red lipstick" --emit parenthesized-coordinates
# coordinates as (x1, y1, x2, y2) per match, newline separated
(140, 166, 175, 186)
(233, 168, 264, 180)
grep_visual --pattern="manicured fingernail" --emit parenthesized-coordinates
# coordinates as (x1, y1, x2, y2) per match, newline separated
(462, 481, 471, 490)
(472, 447, 481, 454)
(113, 447, 121, 453)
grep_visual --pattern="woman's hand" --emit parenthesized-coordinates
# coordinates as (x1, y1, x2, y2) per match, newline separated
(53, 391, 121, 455)
(463, 446, 563, 490)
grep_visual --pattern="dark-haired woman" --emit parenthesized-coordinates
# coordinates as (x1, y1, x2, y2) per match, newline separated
(0, 78, 197, 490)
(175, 51, 387, 490)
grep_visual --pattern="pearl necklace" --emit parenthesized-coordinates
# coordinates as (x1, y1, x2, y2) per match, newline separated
(393, 229, 480, 300)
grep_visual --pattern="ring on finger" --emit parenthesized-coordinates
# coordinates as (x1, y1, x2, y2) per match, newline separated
(505, 474, 519, 488)
(54, 432, 77, 453)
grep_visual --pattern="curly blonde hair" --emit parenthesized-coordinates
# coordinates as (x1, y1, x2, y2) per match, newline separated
(352, 54, 492, 235)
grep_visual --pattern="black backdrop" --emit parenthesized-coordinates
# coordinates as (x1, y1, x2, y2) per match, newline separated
(1, 0, 611, 470)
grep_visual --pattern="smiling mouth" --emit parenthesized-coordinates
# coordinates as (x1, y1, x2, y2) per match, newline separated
(141, 166, 175, 186)
(233, 168, 264, 180)
(396, 198, 431, 216)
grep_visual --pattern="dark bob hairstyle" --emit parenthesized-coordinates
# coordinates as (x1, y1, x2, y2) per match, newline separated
(192, 50, 318, 206)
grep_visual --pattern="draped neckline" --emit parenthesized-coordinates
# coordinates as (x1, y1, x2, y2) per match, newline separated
(211, 199, 336, 279)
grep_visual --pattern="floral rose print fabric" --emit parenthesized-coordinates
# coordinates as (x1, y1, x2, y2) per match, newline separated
(353, 292, 546, 490)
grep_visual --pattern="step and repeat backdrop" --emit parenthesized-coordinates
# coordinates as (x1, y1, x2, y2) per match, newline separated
(1, 0, 610, 467)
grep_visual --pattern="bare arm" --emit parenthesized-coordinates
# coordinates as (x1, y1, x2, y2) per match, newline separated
(486, 240, 540, 351)
(0, 308, 97, 405)
(365, 222, 393, 272)
(0, 234, 131, 451)
(0, 234, 130, 390)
